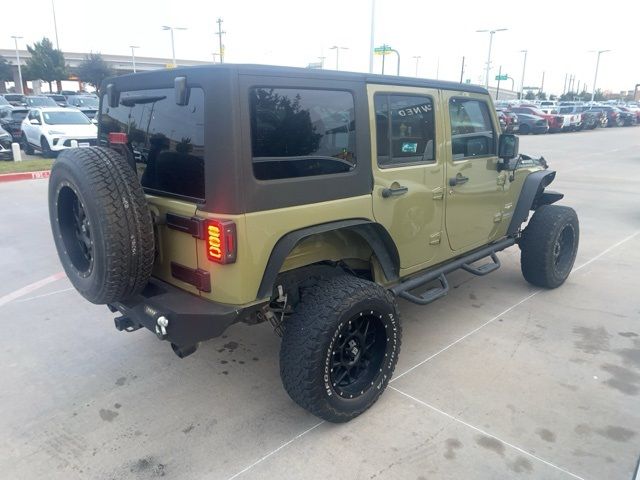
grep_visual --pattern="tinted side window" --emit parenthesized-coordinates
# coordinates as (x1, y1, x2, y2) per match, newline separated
(100, 88, 205, 201)
(374, 94, 435, 167)
(449, 98, 496, 160)
(249, 88, 356, 180)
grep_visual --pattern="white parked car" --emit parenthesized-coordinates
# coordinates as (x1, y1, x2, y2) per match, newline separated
(21, 107, 97, 157)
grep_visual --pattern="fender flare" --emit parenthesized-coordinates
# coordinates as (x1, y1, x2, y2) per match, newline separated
(507, 169, 561, 235)
(257, 219, 400, 299)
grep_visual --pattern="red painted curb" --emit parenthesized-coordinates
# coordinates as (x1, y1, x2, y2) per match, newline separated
(0, 170, 51, 183)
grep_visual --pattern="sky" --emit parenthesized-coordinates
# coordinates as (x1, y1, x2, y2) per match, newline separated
(3, 0, 639, 95)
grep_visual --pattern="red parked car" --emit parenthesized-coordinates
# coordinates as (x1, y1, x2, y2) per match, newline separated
(509, 106, 564, 132)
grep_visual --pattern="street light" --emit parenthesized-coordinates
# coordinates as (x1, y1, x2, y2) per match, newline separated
(519, 49, 528, 99)
(11, 36, 24, 94)
(412, 55, 421, 77)
(368, 0, 376, 73)
(330, 46, 349, 71)
(129, 45, 139, 73)
(590, 49, 611, 102)
(476, 28, 508, 89)
(51, 0, 60, 50)
(161, 26, 187, 67)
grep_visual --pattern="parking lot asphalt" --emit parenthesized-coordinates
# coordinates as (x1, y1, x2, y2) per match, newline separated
(1, 127, 639, 480)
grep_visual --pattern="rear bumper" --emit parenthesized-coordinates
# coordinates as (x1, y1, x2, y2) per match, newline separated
(109, 277, 253, 348)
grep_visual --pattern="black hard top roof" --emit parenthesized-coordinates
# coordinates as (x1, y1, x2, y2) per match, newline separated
(111, 63, 489, 95)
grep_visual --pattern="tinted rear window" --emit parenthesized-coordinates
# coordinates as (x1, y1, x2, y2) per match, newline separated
(100, 88, 205, 201)
(249, 87, 356, 180)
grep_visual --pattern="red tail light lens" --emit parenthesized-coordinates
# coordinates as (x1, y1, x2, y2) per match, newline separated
(205, 220, 237, 264)
(108, 132, 128, 144)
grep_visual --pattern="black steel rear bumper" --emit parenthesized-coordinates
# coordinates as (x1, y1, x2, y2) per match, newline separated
(108, 278, 249, 348)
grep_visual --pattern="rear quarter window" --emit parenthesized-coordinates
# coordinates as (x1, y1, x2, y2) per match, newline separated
(100, 88, 205, 201)
(249, 87, 356, 180)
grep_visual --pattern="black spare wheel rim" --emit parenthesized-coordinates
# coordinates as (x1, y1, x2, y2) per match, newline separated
(553, 224, 575, 276)
(329, 310, 388, 399)
(57, 184, 93, 276)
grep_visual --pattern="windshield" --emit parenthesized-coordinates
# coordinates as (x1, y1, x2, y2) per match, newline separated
(26, 97, 58, 107)
(42, 111, 91, 125)
(4, 94, 24, 102)
(71, 97, 99, 108)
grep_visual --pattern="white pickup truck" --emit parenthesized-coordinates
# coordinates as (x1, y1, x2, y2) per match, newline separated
(539, 103, 581, 130)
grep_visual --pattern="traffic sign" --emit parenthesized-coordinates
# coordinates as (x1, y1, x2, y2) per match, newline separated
(495, 74, 508, 81)
(374, 45, 392, 55)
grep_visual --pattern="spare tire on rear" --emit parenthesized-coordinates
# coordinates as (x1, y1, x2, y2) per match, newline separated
(48, 147, 155, 304)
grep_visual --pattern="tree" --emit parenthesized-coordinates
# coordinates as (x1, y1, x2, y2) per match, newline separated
(23, 38, 67, 92)
(560, 91, 577, 101)
(524, 91, 535, 100)
(76, 53, 113, 93)
(536, 91, 547, 100)
(0, 55, 13, 93)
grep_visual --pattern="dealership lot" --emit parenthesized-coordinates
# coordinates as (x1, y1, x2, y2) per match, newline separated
(1, 127, 639, 479)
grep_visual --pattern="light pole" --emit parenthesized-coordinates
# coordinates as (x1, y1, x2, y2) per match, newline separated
(519, 49, 527, 99)
(129, 45, 139, 73)
(51, 0, 60, 50)
(412, 55, 421, 77)
(590, 49, 610, 102)
(161, 26, 187, 67)
(330, 46, 349, 71)
(11, 36, 24, 94)
(476, 28, 508, 88)
(368, 0, 376, 73)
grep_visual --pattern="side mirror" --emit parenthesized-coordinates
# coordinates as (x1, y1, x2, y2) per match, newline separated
(30, 118, 41, 125)
(91, 118, 98, 124)
(498, 134, 519, 160)
(106, 83, 120, 108)
(174, 76, 190, 106)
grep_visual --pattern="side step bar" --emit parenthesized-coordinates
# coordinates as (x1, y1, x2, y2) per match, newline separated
(390, 238, 516, 306)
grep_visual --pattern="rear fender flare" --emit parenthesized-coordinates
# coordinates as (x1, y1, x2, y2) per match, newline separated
(257, 219, 399, 300)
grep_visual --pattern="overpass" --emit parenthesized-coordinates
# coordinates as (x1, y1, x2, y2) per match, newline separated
(0, 49, 211, 92)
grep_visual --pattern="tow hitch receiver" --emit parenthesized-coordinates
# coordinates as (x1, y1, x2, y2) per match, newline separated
(114, 316, 142, 332)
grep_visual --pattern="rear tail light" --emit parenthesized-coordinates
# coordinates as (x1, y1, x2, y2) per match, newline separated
(205, 219, 237, 264)
(108, 132, 128, 144)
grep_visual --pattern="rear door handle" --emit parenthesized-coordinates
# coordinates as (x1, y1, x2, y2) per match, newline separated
(382, 185, 409, 198)
(449, 174, 469, 187)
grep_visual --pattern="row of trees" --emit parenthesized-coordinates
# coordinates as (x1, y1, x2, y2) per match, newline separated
(0, 37, 113, 93)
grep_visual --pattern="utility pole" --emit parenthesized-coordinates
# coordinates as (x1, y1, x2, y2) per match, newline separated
(519, 50, 527, 99)
(540, 71, 545, 93)
(495, 65, 502, 100)
(436, 56, 440, 80)
(459, 56, 465, 83)
(562, 73, 568, 95)
(576, 80, 580, 95)
(216, 17, 226, 63)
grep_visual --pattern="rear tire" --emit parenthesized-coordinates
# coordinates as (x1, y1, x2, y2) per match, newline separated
(280, 276, 401, 423)
(48, 147, 155, 304)
(520, 205, 579, 289)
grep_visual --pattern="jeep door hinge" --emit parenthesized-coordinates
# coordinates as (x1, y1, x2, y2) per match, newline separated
(432, 187, 444, 200)
(429, 232, 442, 245)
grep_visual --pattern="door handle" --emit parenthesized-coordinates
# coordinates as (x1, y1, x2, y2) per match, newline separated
(449, 174, 469, 187)
(382, 185, 409, 198)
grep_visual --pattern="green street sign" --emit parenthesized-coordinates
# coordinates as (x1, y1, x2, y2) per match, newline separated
(374, 45, 392, 55)
(495, 74, 508, 81)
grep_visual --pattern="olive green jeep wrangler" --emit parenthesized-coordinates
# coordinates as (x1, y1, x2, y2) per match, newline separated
(48, 65, 579, 422)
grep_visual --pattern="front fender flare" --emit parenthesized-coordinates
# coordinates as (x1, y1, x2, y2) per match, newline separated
(507, 170, 560, 236)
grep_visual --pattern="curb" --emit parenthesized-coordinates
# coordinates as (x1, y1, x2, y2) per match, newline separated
(0, 170, 51, 183)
